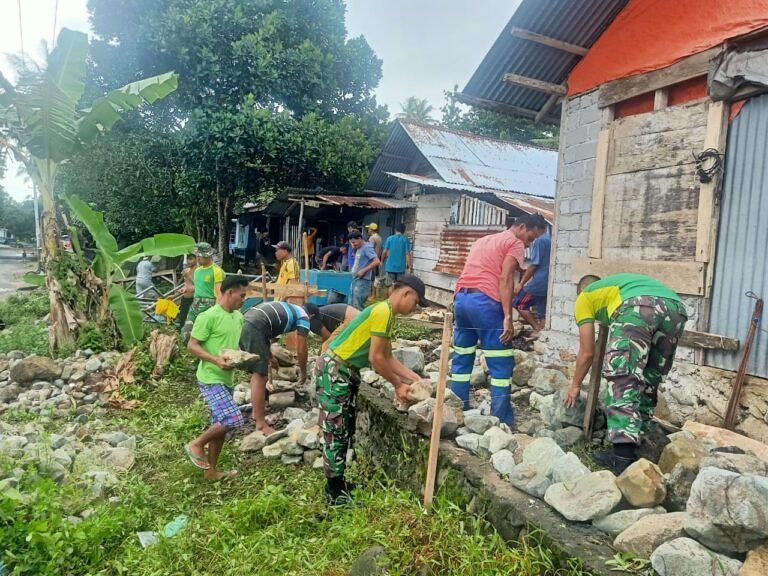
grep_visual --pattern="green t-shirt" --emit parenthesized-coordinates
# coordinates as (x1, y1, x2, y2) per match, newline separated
(329, 301, 393, 369)
(194, 263, 225, 299)
(574, 273, 683, 326)
(191, 304, 244, 386)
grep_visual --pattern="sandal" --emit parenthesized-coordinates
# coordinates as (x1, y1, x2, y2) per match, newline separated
(184, 444, 210, 470)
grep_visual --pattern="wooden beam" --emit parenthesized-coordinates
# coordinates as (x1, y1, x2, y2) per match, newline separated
(654, 88, 669, 111)
(587, 129, 611, 258)
(696, 100, 729, 265)
(503, 73, 567, 95)
(571, 257, 706, 296)
(598, 46, 723, 108)
(583, 325, 608, 438)
(455, 92, 561, 124)
(510, 26, 589, 56)
(535, 93, 562, 124)
(679, 329, 740, 351)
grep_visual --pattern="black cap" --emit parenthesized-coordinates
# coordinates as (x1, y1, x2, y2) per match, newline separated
(394, 274, 428, 307)
(346, 220, 359, 229)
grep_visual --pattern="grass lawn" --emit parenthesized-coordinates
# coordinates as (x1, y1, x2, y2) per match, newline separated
(2, 341, 590, 576)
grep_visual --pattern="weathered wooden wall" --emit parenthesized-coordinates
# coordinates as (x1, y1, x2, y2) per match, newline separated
(412, 193, 456, 305)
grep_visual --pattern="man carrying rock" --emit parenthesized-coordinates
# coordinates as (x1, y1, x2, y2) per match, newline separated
(314, 274, 427, 506)
(450, 214, 548, 426)
(564, 273, 687, 474)
(239, 301, 320, 434)
(184, 275, 249, 480)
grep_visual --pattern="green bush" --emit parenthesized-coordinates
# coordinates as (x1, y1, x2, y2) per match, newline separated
(0, 291, 49, 327)
(76, 321, 113, 353)
(393, 320, 439, 342)
(0, 291, 49, 355)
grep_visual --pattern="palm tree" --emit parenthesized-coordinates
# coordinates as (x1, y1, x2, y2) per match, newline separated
(0, 28, 178, 350)
(398, 96, 435, 123)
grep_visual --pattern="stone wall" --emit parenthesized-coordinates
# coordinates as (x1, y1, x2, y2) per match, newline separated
(545, 91, 768, 442)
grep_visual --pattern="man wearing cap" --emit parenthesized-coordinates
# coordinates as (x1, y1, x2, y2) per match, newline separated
(240, 300, 321, 434)
(186, 242, 225, 335)
(450, 213, 548, 425)
(274, 241, 300, 301)
(316, 244, 348, 270)
(348, 232, 380, 309)
(365, 223, 383, 260)
(314, 274, 427, 506)
(309, 303, 359, 349)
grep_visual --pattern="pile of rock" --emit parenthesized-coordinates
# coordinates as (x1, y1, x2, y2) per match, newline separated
(0, 350, 121, 418)
(0, 418, 136, 503)
(232, 344, 304, 411)
(239, 406, 324, 468)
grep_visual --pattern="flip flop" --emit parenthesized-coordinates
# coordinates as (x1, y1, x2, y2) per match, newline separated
(206, 469, 238, 482)
(184, 444, 210, 470)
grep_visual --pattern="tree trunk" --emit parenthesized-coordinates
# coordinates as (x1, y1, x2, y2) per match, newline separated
(37, 161, 76, 352)
(216, 184, 230, 260)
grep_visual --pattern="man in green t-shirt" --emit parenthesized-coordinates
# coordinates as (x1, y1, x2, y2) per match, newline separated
(564, 273, 687, 474)
(314, 274, 428, 506)
(184, 275, 248, 481)
(184, 242, 226, 340)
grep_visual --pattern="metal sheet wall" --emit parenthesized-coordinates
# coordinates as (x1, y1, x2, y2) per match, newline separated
(708, 93, 768, 376)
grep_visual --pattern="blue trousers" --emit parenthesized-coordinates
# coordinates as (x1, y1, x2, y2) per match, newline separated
(450, 290, 515, 425)
(349, 278, 371, 310)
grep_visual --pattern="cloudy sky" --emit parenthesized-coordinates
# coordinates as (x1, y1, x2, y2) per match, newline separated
(1, 0, 519, 200)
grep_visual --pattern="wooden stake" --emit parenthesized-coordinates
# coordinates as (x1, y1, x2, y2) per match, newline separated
(583, 324, 608, 438)
(423, 311, 453, 508)
(302, 231, 310, 303)
(260, 261, 268, 303)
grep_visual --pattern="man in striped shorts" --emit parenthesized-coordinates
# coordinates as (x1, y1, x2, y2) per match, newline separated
(450, 214, 547, 425)
(240, 300, 320, 434)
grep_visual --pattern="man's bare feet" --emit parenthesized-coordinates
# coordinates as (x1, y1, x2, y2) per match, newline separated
(524, 330, 541, 342)
(257, 424, 276, 436)
(204, 469, 238, 481)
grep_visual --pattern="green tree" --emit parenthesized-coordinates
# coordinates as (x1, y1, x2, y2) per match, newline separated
(398, 96, 435, 123)
(0, 28, 178, 350)
(3, 197, 36, 242)
(440, 87, 559, 148)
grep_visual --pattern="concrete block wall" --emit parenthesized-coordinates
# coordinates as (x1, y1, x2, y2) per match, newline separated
(549, 90, 601, 335)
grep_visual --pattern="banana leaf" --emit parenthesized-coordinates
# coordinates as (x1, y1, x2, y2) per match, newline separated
(117, 233, 196, 263)
(64, 195, 119, 258)
(108, 284, 144, 346)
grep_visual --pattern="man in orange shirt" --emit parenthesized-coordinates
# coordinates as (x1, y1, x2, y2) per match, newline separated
(450, 214, 547, 425)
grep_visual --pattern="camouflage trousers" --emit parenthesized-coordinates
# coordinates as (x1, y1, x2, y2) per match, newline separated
(603, 296, 687, 444)
(182, 298, 217, 343)
(314, 354, 359, 479)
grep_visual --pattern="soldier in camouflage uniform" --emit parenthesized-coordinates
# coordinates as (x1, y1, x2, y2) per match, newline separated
(564, 273, 687, 474)
(314, 274, 427, 506)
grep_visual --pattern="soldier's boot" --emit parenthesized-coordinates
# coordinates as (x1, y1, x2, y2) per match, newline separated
(324, 476, 357, 507)
(592, 443, 637, 475)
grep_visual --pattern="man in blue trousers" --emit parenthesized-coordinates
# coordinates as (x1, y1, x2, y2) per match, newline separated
(450, 214, 548, 425)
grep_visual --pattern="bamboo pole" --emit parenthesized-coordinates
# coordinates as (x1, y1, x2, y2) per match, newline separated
(260, 261, 268, 303)
(302, 231, 310, 303)
(423, 311, 453, 508)
(583, 325, 608, 437)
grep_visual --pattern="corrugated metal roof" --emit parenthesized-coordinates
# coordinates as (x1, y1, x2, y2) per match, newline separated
(433, 227, 503, 277)
(365, 119, 557, 197)
(385, 172, 554, 223)
(460, 0, 628, 122)
(315, 194, 415, 209)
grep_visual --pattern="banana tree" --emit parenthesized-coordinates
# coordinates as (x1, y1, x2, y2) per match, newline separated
(0, 28, 178, 350)
(65, 195, 195, 346)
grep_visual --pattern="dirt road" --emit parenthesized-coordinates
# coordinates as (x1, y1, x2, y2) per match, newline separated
(0, 246, 35, 301)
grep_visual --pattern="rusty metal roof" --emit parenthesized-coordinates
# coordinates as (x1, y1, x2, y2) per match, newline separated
(365, 119, 557, 197)
(315, 194, 415, 209)
(459, 0, 628, 122)
(433, 227, 504, 277)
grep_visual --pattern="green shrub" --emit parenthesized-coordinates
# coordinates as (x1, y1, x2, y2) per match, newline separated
(393, 320, 439, 341)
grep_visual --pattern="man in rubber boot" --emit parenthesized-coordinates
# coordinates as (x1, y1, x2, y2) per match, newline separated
(314, 274, 427, 506)
(450, 213, 548, 426)
(564, 273, 687, 475)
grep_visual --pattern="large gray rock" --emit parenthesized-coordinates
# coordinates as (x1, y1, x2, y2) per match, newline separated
(101, 447, 135, 471)
(522, 437, 565, 475)
(10, 356, 61, 384)
(529, 367, 568, 395)
(663, 463, 698, 512)
(407, 398, 461, 437)
(263, 437, 292, 458)
(478, 426, 514, 456)
(490, 449, 516, 476)
(534, 388, 586, 429)
(239, 431, 267, 452)
(544, 470, 622, 522)
(509, 463, 552, 498)
(392, 347, 424, 374)
(700, 451, 768, 476)
(549, 452, 590, 484)
(685, 466, 768, 552)
(511, 355, 536, 387)
(97, 431, 130, 447)
(552, 426, 584, 450)
(269, 391, 296, 410)
(347, 545, 388, 576)
(650, 537, 742, 576)
(455, 433, 482, 454)
(0, 383, 22, 403)
(283, 407, 308, 421)
(614, 512, 687, 559)
(464, 414, 498, 435)
(470, 365, 487, 388)
(657, 436, 709, 474)
(616, 458, 666, 508)
(593, 507, 666, 539)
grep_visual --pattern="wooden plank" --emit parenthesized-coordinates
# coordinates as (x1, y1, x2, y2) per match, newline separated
(679, 329, 740, 351)
(571, 257, 706, 296)
(503, 73, 568, 96)
(587, 129, 611, 258)
(654, 88, 669, 111)
(602, 106, 615, 126)
(510, 26, 589, 56)
(598, 46, 722, 108)
(583, 325, 608, 437)
(455, 92, 561, 124)
(696, 100, 729, 263)
(535, 93, 562, 124)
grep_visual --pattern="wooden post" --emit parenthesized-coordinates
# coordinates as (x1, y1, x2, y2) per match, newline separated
(260, 262, 268, 303)
(302, 231, 310, 303)
(423, 311, 453, 508)
(583, 325, 608, 438)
